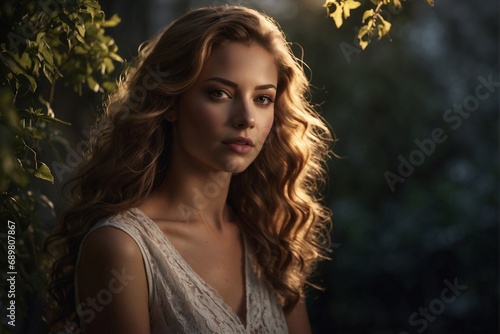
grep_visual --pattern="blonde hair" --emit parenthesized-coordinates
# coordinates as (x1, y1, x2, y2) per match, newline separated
(44, 5, 332, 331)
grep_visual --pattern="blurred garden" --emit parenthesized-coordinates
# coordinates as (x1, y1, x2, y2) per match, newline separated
(0, 0, 498, 333)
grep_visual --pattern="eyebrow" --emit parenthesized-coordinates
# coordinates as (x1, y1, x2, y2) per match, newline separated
(203, 77, 277, 91)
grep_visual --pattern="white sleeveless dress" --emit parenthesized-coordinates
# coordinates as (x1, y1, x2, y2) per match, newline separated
(74, 207, 288, 334)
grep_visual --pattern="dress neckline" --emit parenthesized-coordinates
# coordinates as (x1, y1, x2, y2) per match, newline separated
(130, 207, 250, 329)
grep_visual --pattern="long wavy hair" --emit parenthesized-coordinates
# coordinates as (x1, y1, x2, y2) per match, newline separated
(44, 5, 333, 331)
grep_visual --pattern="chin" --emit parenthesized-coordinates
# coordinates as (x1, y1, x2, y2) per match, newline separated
(223, 160, 252, 174)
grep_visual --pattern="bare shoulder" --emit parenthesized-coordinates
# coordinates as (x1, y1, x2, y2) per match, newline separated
(80, 226, 142, 262)
(77, 226, 150, 334)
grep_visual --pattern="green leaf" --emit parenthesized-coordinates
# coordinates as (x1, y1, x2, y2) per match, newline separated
(357, 25, 372, 50)
(17, 52, 33, 70)
(362, 9, 374, 22)
(102, 57, 115, 73)
(33, 163, 54, 183)
(329, 3, 344, 28)
(74, 32, 86, 44)
(81, 2, 102, 22)
(86, 75, 100, 92)
(81, 0, 102, 12)
(58, 31, 71, 50)
(17, 73, 37, 92)
(59, 13, 77, 31)
(322, 0, 335, 8)
(343, 0, 361, 19)
(101, 80, 117, 92)
(377, 15, 392, 39)
(39, 41, 54, 66)
(102, 14, 121, 28)
(108, 52, 124, 62)
(76, 22, 86, 37)
(42, 63, 54, 83)
(35, 32, 46, 44)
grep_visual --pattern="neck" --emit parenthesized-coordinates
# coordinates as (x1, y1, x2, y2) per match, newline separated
(145, 157, 234, 231)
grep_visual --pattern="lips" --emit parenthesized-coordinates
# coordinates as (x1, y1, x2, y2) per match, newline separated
(222, 137, 254, 154)
(222, 137, 254, 146)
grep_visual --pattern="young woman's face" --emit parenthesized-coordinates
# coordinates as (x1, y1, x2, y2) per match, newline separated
(172, 42, 278, 174)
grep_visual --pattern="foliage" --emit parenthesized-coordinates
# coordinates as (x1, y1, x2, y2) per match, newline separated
(323, 0, 434, 49)
(0, 0, 121, 331)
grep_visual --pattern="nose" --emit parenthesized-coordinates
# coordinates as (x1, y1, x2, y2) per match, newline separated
(231, 98, 255, 129)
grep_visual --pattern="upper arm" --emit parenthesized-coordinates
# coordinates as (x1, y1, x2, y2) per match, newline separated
(76, 227, 150, 334)
(285, 299, 312, 334)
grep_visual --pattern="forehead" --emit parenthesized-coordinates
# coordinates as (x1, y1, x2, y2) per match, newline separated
(197, 42, 278, 85)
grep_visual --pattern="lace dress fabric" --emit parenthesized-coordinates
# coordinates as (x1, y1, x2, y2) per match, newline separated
(75, 208, 288, 334)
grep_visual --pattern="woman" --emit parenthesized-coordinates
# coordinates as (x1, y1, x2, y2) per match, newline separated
(44, 5, 332, 334)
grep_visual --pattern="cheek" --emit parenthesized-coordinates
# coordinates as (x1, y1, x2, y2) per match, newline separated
(260, 114, 275, 141)
(183, 100, 226, 133)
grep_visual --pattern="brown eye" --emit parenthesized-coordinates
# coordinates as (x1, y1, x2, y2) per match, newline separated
(255, 95, 274, 106)
(209, 89, 229, 99)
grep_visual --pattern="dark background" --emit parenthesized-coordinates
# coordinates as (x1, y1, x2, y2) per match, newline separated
(30, 0, 499, 333)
